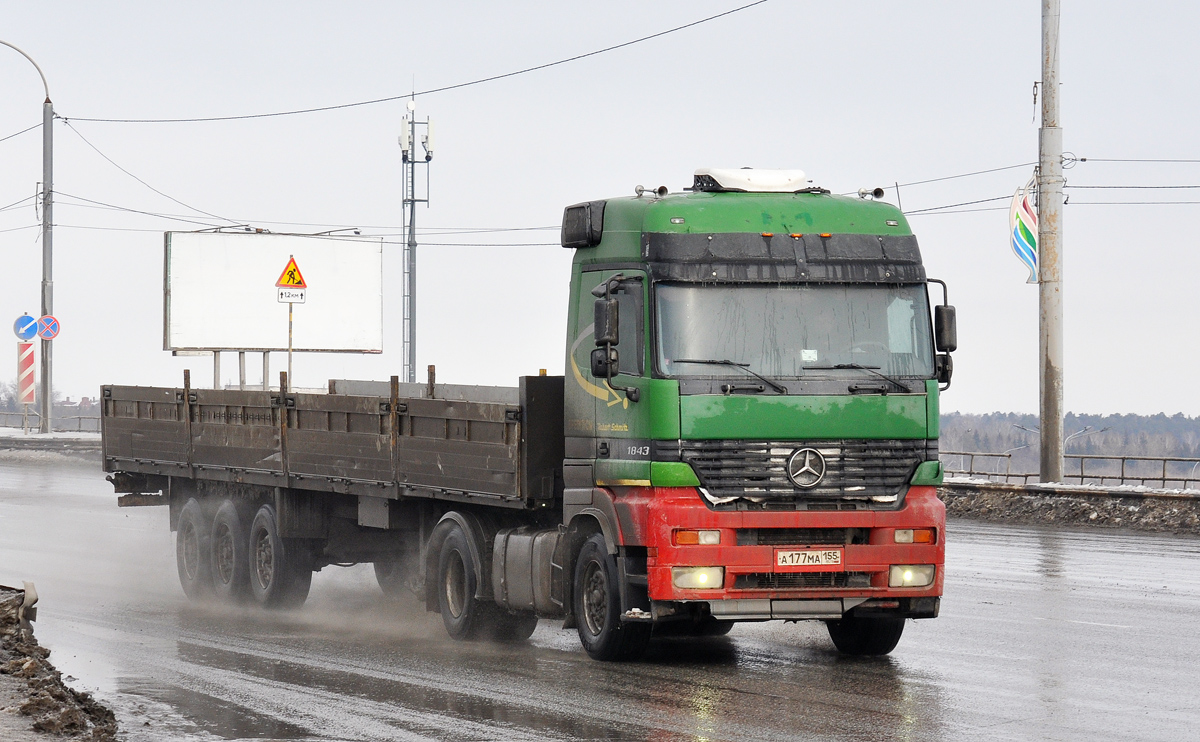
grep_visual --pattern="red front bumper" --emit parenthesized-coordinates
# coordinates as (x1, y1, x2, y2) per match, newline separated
(631, 485, 945, 607)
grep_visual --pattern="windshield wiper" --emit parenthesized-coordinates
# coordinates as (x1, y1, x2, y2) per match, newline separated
(803, 363, 911, 393)
(672, 359, 788, 395)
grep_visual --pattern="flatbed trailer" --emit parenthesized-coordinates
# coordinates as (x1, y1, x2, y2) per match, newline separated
(105, 168, 953, 660)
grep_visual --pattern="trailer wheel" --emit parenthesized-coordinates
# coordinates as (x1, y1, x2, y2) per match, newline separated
(574, 534, 651, 661)
(248, 504, 312, 610)
(211, 500, 252, 603)
(826, 615, 906, 656)
(176, 498, 213, 600)
(374, 550, 418, 599)
(436, 526, 489, 640)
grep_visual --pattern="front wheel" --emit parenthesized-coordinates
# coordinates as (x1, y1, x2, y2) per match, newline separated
(248, 504, 312, 610)
(826, 615, 906, 656)
(574, 534, 651, 661)
(436, 526, 490, 640)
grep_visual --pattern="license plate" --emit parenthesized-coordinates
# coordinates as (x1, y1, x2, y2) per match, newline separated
(775, 548, 844, 572)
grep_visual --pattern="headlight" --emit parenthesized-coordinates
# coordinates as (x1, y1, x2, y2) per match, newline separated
(889, 565, 936, 588)
(671, 567, 724, 589)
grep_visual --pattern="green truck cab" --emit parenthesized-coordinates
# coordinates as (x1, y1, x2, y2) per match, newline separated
(557, 169, 952, 659)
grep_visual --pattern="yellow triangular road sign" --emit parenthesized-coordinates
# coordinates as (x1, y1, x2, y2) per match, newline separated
(275, 256, 307, 288)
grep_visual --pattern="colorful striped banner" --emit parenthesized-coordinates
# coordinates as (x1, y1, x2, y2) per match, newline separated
(1009, 174, 1039, 284)
(17, 342, 35, 405)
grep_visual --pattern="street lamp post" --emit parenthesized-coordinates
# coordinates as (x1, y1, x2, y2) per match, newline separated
(1, 40, 54, 433)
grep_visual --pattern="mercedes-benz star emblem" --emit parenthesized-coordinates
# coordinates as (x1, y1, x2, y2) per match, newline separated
(786, 448, 827, 489)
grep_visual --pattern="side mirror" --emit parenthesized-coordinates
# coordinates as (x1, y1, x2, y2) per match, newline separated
(935, 353, 953, 387)
(591, 347, 618, 378)
(934, 305, 957, 353)
(594, 298, 619, 346)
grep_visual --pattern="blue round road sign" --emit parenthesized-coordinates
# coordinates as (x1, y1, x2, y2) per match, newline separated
(36, 315, 60, 340)
(13, 315, 37, 341)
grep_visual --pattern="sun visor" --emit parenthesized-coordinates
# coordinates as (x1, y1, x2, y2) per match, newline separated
(692, 168, 809, 193)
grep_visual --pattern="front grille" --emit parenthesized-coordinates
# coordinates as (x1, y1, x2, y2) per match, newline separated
(733, 572, 872, 590)
(680, 439, 934, 507)
(737, 528, 870, 546)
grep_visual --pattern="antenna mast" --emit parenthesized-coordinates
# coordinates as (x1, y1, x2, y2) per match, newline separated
(399, 100, 434, 383)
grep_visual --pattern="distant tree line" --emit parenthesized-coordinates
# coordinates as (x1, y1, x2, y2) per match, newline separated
(941, 411, 1200, 473)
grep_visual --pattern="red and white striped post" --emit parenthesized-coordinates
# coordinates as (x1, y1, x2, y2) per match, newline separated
(17, 341, 35, 433)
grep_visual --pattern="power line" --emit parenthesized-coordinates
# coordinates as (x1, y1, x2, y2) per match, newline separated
(0, 224, 40, 234)
(906, 207, 1008, 217)
(0, 195, 38, 213)
(56, 191, 226, 228)
(59, 119, 238, 224)
(51, 190, 560, 235)
(0, 123, 40, 144)
(896, 162, 1037, 189)
(1065, 184, 1200, 189)
(1075, 157, 1200, 164)
(904, 195, 1011, 214)
(63, 1, 770, 124)
(1069, 200, 1200, 206)
(52, 222, 562, 245)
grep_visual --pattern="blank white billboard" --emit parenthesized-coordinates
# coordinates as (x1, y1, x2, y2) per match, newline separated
(165, 232, 384, 352)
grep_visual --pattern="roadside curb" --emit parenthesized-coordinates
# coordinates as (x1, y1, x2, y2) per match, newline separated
(939, 482, 1200, 535)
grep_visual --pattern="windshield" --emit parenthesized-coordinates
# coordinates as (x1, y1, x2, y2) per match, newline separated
(655, 283, 934, 378)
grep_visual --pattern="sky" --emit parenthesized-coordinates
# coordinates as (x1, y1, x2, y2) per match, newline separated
(2, 1, 1199, 416)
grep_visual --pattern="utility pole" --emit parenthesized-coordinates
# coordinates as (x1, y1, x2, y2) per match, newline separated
(0, 41, 54, 433)
(1038, 0, 1064, 483)
(398, 100, 433, 384)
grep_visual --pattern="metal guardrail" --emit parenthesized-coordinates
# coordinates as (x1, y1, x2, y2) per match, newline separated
(0, 411, 100, 433)
(942, 450, 1200, 489)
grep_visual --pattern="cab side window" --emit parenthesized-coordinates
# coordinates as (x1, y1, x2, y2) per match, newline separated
(614, 280, 644, 376)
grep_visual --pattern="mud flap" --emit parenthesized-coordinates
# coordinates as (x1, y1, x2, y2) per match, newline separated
(617, 548, 651, 621)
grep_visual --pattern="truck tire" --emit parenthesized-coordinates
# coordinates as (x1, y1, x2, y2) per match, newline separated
(826, 615, 906, 656)
(574, 534, 652, 661)
(248, 504, 312, 610)
(374, 552, 417, 599)
(176, 498, 213, 600)
(211, 499, 252, 603)
(436, 526, 490, 640)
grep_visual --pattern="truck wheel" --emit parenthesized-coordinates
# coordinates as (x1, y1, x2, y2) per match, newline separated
(374, 553, 415, 599)
(436, 526, 488, 640)
(211, 500, 252, 603)
(574, 534, 651, 661)
(248, 504, 312, 610)
(176, 498, 213, 600)
(826, 615, 906, 656)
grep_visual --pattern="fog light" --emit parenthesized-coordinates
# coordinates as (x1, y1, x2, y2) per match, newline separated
(674, 529, 721, 545)
(889, 564, 935, 587)
(671, 566, 724, 589)
(894, 528, 936, 544)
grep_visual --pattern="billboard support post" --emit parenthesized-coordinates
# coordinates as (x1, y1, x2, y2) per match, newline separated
(262, 352, 269, 391)
(287, 302, 294, 390)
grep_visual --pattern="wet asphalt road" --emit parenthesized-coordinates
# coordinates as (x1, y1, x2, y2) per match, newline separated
(1, 456, 1198, 742)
